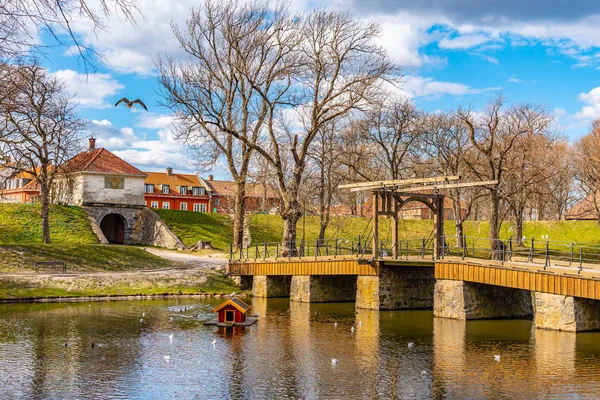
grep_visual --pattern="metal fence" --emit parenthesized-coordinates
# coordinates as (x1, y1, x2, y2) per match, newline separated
(229, 235, 600, 274)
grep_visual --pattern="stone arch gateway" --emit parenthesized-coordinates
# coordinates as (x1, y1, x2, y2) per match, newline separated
(100, 213, 126, 244)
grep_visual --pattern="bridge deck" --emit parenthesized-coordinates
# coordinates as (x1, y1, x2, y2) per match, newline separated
(228, 255, 600, 301)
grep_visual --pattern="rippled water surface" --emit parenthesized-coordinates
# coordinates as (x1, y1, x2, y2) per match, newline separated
(1, 298, 600, 399)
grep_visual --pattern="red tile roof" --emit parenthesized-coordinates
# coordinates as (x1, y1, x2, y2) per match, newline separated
(61, 148, 145, 176)
(203, 179, 278, 199)
(565, 194, 598, 220)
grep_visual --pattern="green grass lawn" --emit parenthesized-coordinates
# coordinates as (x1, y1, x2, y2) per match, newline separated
(154, 209, 233, 249)
(0, 244, 178, 273)
(0, 203, 97, 244)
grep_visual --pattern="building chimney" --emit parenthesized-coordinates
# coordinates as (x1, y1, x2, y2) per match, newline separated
(88, 137, 96, 151)
(208, 175, 213, 181)
(166, 167, 173, 176)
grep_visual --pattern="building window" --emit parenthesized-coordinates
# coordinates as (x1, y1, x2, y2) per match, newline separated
(214, 198, 221, 206)
(162, 201, 170, 209)
(200, 204, 206, 212)
(180, 203, 187, 211)
(193, 203, 206, 212)
(150, 201, 158, 208)
(180, 186, 187, 195)
(144, 184, 154, 193)
(162, 185, 170, 194)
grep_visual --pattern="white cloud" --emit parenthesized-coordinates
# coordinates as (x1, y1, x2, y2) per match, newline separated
(402, 75, 500, 98)
(439, 34, 489, 49)
(51, 70, 124, 109)
(112, 149, 193, 171)
(508, 76, 521, 83)
(574, 87, 600, 120)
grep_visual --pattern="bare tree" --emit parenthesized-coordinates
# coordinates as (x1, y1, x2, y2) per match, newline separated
(1, 0, 139, 71)
(359, 96, 424, 180)
(503, 130, 559, 244)
(241, 10, 395, 255)
(306, 118, 346, 241)
(425, 111, 484, 246)
(458, 95, 554, 253)
(158, 0, 295, 250)
(0, 61, 85, 242)
(573, 120, 600, 222)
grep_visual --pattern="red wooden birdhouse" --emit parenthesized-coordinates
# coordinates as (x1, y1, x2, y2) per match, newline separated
(213, 297, 251, 324)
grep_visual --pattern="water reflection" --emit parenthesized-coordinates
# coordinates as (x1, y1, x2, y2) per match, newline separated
(1, 300, 600, 399)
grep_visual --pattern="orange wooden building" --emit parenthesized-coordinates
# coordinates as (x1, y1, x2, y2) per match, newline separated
(143, 168, 210, 212)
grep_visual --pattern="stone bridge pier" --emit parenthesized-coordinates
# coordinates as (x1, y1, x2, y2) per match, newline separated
(251, 276, 291, 298)
(533, 292, 600, 332)
(290, 275, 356, 303)
(433, 280, 533, 320)
(356, 265, 434, 310)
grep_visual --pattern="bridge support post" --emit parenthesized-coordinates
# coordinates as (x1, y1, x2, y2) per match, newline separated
(356, 266, 434, 310)
(433, 279, 533, 319)
(251, 275, 291, 298)
(290, 275, 356, 303)
(533, 292, 600, 332)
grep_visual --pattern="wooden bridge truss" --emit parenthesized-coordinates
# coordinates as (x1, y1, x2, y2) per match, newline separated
(340, 176, 498, 260)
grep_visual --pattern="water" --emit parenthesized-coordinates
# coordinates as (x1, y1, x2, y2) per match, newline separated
(1, 299, 600, 399)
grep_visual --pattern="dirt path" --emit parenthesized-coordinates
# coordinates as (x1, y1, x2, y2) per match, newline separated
(143, 248, 228, 270)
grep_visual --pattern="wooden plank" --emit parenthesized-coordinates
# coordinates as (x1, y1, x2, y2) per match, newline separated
(397, 180, 499, 193)
(339, 176, 459, 190)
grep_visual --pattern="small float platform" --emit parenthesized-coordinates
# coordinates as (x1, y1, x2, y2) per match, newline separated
(204, 315, 258, 327)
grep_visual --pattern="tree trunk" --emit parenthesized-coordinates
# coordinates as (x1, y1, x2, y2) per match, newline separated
(452, 198, 464, 247)
(40, 184, 50, 244)
(232, 180, 246, 250)
(454, 222, 464, 247)
(318, 224, 327, 242)
(513, 208, 524, 247)
(489, 189, 501, 259)
(281, 208, 299, 257)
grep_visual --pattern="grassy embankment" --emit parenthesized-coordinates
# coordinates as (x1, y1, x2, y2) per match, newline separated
(0, 204, 237, 300)
(156, 209, 600, 248)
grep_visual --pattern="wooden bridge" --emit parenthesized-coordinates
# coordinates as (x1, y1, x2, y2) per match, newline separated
(228, 254, 600, 332)
(228, 177, 600, 331)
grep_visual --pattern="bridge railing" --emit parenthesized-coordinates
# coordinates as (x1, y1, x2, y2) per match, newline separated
(439, 235, 600, 274)
(230, 235, 600, 273)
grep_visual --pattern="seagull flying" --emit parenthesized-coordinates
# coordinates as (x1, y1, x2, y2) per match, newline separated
(115, 97, 148, 111)
(494, 355, 501, 362)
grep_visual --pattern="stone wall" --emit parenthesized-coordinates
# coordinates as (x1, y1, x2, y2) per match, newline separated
(252, 275, 291, 298)
(84, 206, 184, 249)
(81, 174, 145, 207)
(356, 266, 434, 310)
(133, 208, 184, 249)
(533, 292, 600, 332)
(290, 275, 356, 303)
(434, 279, 533, 319)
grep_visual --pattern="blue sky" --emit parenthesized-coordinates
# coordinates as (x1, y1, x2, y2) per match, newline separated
(37, 0, 600, 177)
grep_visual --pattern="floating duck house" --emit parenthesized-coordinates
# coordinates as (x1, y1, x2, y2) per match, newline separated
(204, 297, 258, 327)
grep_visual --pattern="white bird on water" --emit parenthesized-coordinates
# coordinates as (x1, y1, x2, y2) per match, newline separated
(421, 371, 427, 377)
(333, 322, 338, 328)
(331, 358, 339, 365)
(169, 334, 173, 343)
(142, 312, 145, 317)
(358, 321, 362, 327)
(140, 318, 144, 323)
(494, 355, 501, 362)
(408, 342, 414, 349)
(351, 326, 355, 333)
(212, 339, 217, 347)
(164, 355, 170, 362)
